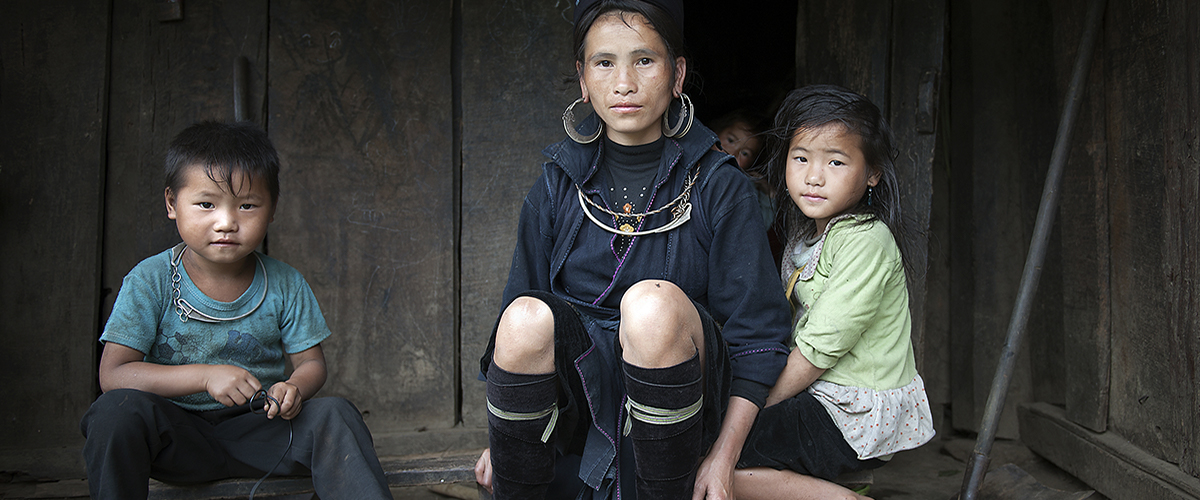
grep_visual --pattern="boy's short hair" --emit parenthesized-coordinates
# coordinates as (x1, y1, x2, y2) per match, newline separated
(165, 121, 280, 204)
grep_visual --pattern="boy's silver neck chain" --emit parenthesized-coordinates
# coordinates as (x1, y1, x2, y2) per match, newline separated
(169, 243, 268, 323)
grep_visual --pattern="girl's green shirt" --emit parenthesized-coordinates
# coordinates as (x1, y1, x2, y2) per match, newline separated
(788, 216, 918, 391)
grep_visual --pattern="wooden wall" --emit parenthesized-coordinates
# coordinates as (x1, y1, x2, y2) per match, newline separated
(458, 0, 576, 429)
(0, 0, 110, 479)
(1014, 0, 1200, 497)
(947, 0, 1067, 439)
(267, 0, 458, 438)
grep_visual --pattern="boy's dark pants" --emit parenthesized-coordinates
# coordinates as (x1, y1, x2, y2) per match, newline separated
(80, 388, 393, 500)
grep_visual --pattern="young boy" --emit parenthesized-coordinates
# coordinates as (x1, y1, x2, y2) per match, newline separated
(79, 121, 393, 499)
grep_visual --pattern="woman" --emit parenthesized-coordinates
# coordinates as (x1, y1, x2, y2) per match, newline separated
(475, 1, 790, 498)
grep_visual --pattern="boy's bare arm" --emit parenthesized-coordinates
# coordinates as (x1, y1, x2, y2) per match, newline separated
(266, 344, 327, 420)
(98, 342, 263, 407)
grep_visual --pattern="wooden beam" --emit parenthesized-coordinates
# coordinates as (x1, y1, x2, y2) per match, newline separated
(1020, 402, 1200, 499)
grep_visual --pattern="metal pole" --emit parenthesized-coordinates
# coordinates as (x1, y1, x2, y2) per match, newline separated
(234, 56, 249, 122)
(958, 0, 1106, 498)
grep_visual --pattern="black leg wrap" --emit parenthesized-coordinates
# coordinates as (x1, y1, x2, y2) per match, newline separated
(623, 353, 704, 500)
(486, 362, 558, 500)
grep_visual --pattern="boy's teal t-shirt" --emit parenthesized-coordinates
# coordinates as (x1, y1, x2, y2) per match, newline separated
(101, 247, 332, 411)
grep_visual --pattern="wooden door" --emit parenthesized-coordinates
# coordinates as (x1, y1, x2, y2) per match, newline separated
(794, 0, 947, 418)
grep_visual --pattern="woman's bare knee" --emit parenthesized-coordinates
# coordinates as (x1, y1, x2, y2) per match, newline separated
(493, 297, 555, 373)
(619, 280, 701, 367)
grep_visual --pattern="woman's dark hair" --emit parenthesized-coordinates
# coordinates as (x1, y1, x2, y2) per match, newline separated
(763, 84, 922, 280)
(571, 0, 689, 85)
(165, 121, 280, 204)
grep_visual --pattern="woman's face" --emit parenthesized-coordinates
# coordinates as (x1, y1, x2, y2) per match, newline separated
(578, 13, 686, 146)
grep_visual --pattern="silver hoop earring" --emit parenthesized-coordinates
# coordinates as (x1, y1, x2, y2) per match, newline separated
(662, 92, 695, 138)
(563, 98, 602, 144)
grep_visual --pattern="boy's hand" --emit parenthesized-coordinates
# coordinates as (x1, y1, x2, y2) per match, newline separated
(204, 365, 263, 407)
(266, 381, 304, 419)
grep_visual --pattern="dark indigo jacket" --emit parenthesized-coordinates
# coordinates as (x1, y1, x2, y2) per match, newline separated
(499, 118, 791, 390)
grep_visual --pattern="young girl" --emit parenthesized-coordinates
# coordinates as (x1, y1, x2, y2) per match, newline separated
(733, 85, 935, 500)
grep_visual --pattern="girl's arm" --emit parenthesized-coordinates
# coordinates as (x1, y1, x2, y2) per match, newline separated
(764, 347, 827, 407)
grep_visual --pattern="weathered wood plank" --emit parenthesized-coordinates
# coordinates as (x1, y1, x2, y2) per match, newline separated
(1104, 0, 1191, 467)
(794, 0, 891, 108)
(964, 1, 1059, 438)
(458, 0, 576, 428)
(1051, 0, 1111, 434)
(886, 0, 945, 373)
(139, 452, 481, 499)
(0, 0, 109, 478)
(1163, 0, 1200, 479)
(946, 0, 977, 432)
(267, 1, 456, 434)
(103, 0, 269, 324)
(1020, 402, 1200, 499)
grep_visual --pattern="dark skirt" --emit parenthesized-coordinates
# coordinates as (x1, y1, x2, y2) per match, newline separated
(481, 290, 731, 498)
(737, 390, 885, 481)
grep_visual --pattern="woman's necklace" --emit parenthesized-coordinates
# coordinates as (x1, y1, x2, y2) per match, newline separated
(577, 168, 698, 236)
(169, 243, 268, 323)
(612, 185, 649, 233)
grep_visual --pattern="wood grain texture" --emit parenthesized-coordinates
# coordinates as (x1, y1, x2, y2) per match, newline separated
(794, 0, 891, 108)
(1052, 0, 1111, 434)
(963, 0, 1059, 438)
(1104, 0, 1192, 468)
(886, 0, 945, 372)
(1162, 0, 1199, 477)
(0, 0, 109, 475)
(1021, 402, 1200, 499)
(267, 0, 456, 433)
(458, 0, 576, 428)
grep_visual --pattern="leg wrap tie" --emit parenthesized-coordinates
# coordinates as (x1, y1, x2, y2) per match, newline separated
(623, 395, 703, 437)
(486, 362, 558, 500)
(487, 398, 559, 443)
(623, 352, 704, 500)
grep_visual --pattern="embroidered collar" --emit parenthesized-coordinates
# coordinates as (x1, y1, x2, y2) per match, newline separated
(794, 214, 859, 281)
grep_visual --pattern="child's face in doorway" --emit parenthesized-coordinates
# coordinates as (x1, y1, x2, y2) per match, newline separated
(716, 121, 762, 171)
(785, 123, 879, 234)
(165, 164, 274, 272)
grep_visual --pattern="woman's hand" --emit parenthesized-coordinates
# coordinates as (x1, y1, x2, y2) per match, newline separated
(693, 451, 736, 499)
(474, 448, 494, 494)
(693, 396, 759, 499)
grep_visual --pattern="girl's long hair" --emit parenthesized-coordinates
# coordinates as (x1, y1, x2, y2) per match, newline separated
(758, 84, 923, 281)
